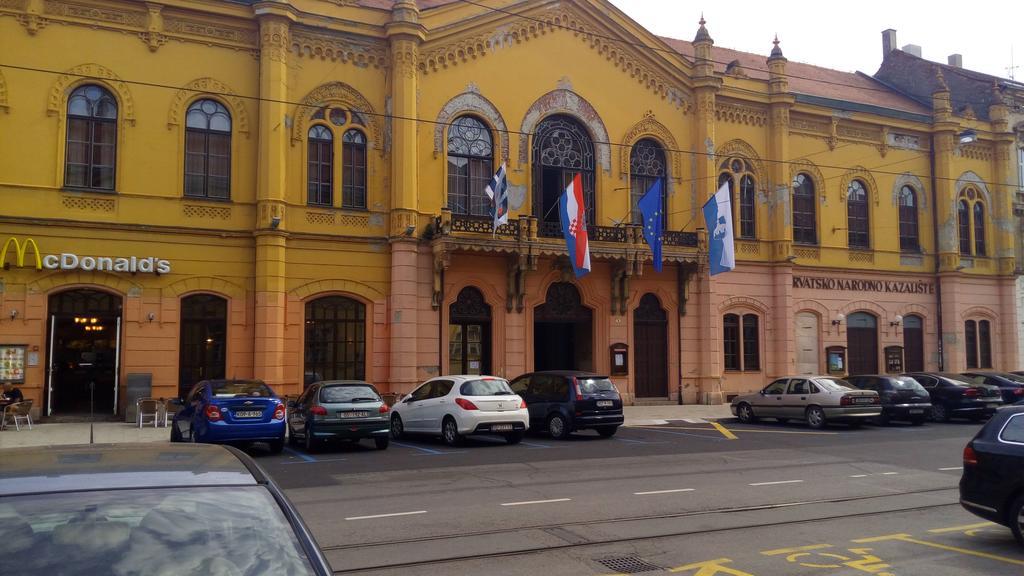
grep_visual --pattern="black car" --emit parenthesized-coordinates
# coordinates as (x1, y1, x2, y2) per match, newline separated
(961, 372, 1024, 404)
(0, 443, 332, 575)
(509, 371, 623, 439)
(845, 375, 932, 425)
(904, 372, 1003, 422)
(960, 405, 1024, 545)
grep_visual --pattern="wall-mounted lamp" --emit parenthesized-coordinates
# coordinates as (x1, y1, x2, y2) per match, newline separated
(957, 129, 977, 145)
(147, 312, 156, 322)
(269, 215, 281, 229)
(9, 309, 18, 321)
(831, 313, 845, 326)
(890, 314, 903, 327)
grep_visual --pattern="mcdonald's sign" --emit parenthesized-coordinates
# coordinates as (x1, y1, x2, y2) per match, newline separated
(0, 237, 42, 270)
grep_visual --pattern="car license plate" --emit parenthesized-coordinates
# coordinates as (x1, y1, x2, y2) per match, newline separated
(597, 400, 613, 408)
(853, 397, 873, 404)
(909, 409, 924, 414)
(492, 424, 514, 432)
(235, 410, 262, 418)
(341, 411, 369, 418)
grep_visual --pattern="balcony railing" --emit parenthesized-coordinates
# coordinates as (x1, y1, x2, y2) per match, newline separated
(445, 213, 699, 248)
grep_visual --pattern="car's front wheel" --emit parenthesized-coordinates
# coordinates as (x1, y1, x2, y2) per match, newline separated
(1010, 494, 1024, 546)
(736, 403, 757, 424)
(442, 417, 462, 447)
(390, 414, 404, 439)
(805, 406, 827, 429)
(304, 425, 318, 453)
(170, 424, 182, 443)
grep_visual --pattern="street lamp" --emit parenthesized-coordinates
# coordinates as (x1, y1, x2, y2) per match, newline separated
(832, 313, 845, 326)
(890, 314, 903, 327)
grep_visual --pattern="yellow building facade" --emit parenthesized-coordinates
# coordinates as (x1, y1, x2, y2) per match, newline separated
(0, 0, 1019, 417)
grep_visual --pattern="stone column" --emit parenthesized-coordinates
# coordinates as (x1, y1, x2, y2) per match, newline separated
(931, 70, 962, 371)
(989, 88, 1020, 368)
(252, 6, 293, 389)
(386, 1, 426, 393)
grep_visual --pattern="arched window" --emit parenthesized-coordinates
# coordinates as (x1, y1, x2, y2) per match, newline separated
(447, 116, 493, 217)
(965, 320, 978, 369)
(307, 125, 333, 206)
(342, 129, 367, 209)
(65, 84, 117, 190)
(448, 287, 492, 375)
(847, 179, 870, 249)
(718, 158, 756, 239)
(973, 202, 986, 256)
(185, 99, 231, 199)
(629, 138, 666, 225)
(533, 115, 595, 232)
(792, 173, 817, 245)
(958, 200, 971, 255)
(898, 185, 919, 252)
(304, 296, 366, 381)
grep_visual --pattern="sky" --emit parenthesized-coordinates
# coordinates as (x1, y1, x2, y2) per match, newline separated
(606, 0, 1023, 80)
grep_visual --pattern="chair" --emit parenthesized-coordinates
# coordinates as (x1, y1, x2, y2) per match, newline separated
(136, 398, 161, 428)
(1, 400, 33, 431)
(161, 398, 181, 427)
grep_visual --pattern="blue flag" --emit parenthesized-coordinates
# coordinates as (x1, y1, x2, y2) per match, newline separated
(637, 179, 664, 272)
(702, 181, 736, 276)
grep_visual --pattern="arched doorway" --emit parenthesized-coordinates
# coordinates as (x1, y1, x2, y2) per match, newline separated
(448, 287, 492, 375)
(795, 312, 820, 375)
(633, 293, 667, 397)
(178, 294, 227, 398)
(47, 289, 123, 416)
(534, 282, 593, 371)
(903, 315, 924, 372)
(846, 312, 878, 375)
(304, 296, 366, 385)
(532, 114, 595, 234)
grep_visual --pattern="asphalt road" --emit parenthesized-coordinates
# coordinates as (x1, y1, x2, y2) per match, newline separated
(251, 418, 1024, 575)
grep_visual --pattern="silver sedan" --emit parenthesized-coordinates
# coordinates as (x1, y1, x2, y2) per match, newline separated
(730, 376, 881, 429)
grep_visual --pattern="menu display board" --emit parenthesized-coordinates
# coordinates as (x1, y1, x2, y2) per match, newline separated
(0, 345, 27, 383)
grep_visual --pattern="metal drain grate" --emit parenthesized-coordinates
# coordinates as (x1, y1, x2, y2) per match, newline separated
(595, 556, 664, 574)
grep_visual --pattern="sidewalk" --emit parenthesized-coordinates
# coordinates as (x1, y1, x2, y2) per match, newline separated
(0, 404, 735, 449)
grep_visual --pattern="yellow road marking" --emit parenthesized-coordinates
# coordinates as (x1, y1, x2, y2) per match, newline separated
(669, 558, 755, 575)
(928, 522, 997, 534)
(711, 421, 739, 440)
(762, 543, 833, 555)
(852, 534, 1024, 566)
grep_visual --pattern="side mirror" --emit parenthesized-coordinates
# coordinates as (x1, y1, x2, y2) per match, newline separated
(403, 396, 414, 404)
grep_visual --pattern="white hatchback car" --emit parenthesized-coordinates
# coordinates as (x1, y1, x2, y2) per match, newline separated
(390, 375, 529, 446)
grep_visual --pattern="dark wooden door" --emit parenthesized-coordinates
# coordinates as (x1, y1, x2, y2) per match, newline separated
(903, 315, 924, 372)
(847, 312, 878, 376)
(634, 294, 668, 398)
(179, 294, 227, 399)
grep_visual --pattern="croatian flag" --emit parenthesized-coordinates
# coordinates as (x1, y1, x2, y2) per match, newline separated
(702, 181, 735, 276)
(485, 162, 509, 235)
(559, 173, 591, 278)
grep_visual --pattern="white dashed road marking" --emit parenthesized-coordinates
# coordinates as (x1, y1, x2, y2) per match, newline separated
(749, 480, 804, 486)
(345, 510, 428, 521)
(500, 498, 571, 507)
(634, 488, 696, 495)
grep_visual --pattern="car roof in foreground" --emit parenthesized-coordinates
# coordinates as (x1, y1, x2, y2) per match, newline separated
(0, 443, 259, 496)
(317, 380, 377, 387)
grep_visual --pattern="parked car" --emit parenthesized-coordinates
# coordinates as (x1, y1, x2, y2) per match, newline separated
(390, 375, 529, 446)
(171, 379, 286, 453)
(903, 373, 1003, 422)
(730, 376, 881, 429)
(959, 405, 1024, 546)
(845, 375, 932, 425)
(508, 371, 623, 439)
(961, 372, 1024, 404)
(287, 380, 390, 452)
(0, 443, 332, 575)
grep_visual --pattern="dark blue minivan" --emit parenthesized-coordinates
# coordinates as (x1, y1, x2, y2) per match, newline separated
(509, 371, 623, 439)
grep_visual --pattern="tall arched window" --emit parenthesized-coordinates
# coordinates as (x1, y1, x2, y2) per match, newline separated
(307, 125, 333, 206)
(447, 116, 493, 217)
(792, 173, 817, 245)
(304, 296, 366, 381)
(533, 115, 595, 232)
(65, 84, 117, 190)
(629, 138, 666, 225)
(898, 185, 919, 252)
(718, 158, 756, 239)
(973, 202, 986, 256)
(965, 320, 978, 369)
(185, 99, 231, 199)
(958, 200, 971, 255)
(342, 129, 367, 209)
(448, 287, 492, 375)
(979, 319, 992, 368)
(847, 180, 870, 249)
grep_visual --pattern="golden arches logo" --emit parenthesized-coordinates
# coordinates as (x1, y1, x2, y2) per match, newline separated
(0, 237, 42, 270)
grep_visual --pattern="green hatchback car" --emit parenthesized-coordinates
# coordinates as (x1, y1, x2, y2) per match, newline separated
(287, 381, 390, 452)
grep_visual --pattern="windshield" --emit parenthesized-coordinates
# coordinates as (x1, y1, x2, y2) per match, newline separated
(890, 377, 927, 392)
(210, 381, 275, 398)
(814, 378, 855, 391)
(320, 385, 379, 403)
(460, 379, 513, 396)
(937, 373, 975, 386)
(577, 377, 618, 396)
(0, 486, 316, 575)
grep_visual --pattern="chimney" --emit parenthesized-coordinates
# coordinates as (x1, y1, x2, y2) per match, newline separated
(902, 44, 922, 58)
(882, 29, 897, 58)
(948, 54, 962, 68)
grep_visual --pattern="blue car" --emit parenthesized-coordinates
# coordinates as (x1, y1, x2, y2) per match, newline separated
(171, 379, 287, 453)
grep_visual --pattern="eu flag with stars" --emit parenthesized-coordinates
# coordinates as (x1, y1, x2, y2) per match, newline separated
(638, 179, 664, 272)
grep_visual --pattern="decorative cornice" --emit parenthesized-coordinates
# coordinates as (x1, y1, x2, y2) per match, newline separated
(46, 63, 135, 125)
(620, 110, 681, 185)
(167, 77, 250, 137)
(434, 89, 510, 163)
(291, 82, 383, 153)
(290, 26, 387, 68)
(165, 13, 257, 47)
(418, 6, 691, 111)
(959, 143, 994, 162)
(43, 0, 145, 27)
(715, 100, 767, 127)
